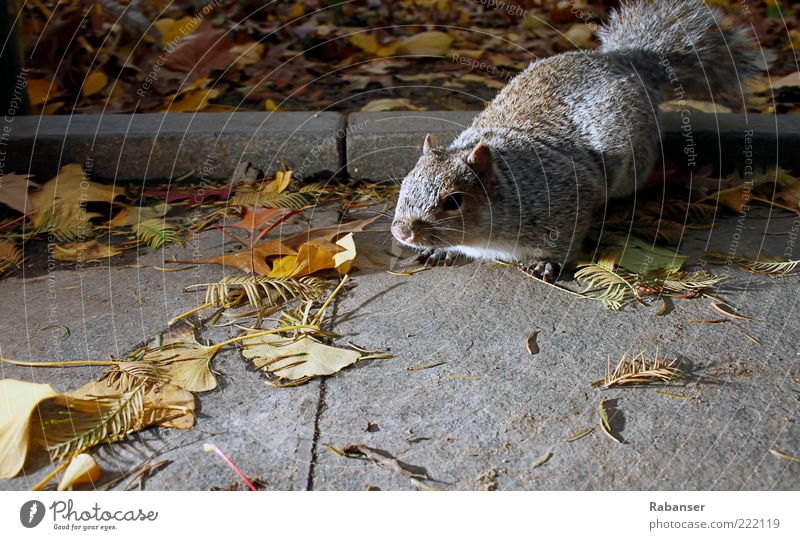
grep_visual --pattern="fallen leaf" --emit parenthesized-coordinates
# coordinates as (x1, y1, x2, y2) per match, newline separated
(30, 164, 121, 214)
(106, 203, 170, 228)
(564, 23, 594, 48)
(396, 31, 452, 56)
(57, 453, 101, 490)
(226, 207, 291, 235)
(29, 164, 122, 240)
(360, 98, 426, 112)
(0, 173, 38, 214)
(348, 33, 381, 54)
(615, 238, 687, 274)
(240, 333, 362, 383)
(163, 22, 233, 77)
(53, 240, 123, 262)
(231, 41, 265, 66)
(184, 216, 377, 276)
(771, 72, 800, 90)
(0, 380, 59, 479)
(525, 329, 540, 355)
(660, 100, 733, 114)
(0, 238, 22, 272)
(340, 444, 433, 483)
(154, 16, 199, 45)
(159, 87, 220, 113)
(136, 327, 219, 392)
(27, 78, 61, 106)
(82, 70, 108, 97)
(146, 185, 232, 208)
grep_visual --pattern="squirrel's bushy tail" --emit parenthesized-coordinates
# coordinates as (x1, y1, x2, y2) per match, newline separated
(597, 0, 759, 102)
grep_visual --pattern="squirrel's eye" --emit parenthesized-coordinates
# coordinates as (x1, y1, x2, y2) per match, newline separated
(442, 193, 463, 212)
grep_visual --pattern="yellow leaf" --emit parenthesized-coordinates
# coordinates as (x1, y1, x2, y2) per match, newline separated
(160, 88, 220, 113)
(0, 238, 22, 273)
(660, 100, 733, 114)
(0, 380, 59, 479)
(57, 453, 101, 490)
(375, 44, 399, 57)
(396, 31, 452, 56)
(82, 70, 108, 97)
(564, 23, 594, 48)
(289, 1, 305, 18)
(264, 98, 278, 111)
(240, 334, 362, 383)
(333, 233, 356, 273)
(349, 33, 380, 54)
(231, 42, 265, 66)
(53, 240, 122, 262)
(459, 73, 505, 90)
(154, 16, 198, 45)
(137, 328, 219, 392)
(29, 164, 122, 239)
(106, 204, 170, 228)
(771, 72, 800, 90)
(268, 254, 299, 279)
(30, 164, 121, 215)
(27, 78, 60, 106)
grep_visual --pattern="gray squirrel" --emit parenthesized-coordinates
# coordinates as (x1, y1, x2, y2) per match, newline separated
(390, 0, 759, 282)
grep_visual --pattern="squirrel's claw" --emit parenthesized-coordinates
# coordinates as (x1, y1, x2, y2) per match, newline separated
(416, 248, 458, 268)
(522, 261, 561, 283)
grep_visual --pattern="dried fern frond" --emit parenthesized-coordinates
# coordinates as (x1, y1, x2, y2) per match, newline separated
(133, 218, 179, 249)
(186, 275, 324, 308)
(0, 238, 22, 273)
(639, 268, 725, 297)
(594, 350, 683, 389)
(229, 182, 327, 209)
(27, 207, 97, 242)
(574, 255, 635, 310)
(40, 384, 147, 460)
(705, 251, 799, 277)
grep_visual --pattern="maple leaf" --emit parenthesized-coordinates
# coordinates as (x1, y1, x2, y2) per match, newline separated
(174, 216, 377, 276)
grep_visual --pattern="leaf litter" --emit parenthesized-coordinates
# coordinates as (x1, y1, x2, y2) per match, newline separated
(0, 164, 390, 487)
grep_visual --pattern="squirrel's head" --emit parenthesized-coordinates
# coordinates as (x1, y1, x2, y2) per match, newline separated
(391, 134, 494, 250)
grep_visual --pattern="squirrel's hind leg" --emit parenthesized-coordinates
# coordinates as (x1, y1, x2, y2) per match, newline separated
(416, 248, 461, 267)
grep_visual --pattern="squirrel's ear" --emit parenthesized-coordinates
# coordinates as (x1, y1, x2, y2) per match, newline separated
(422, 133, 433, 154)
(466, 141, 492, 174)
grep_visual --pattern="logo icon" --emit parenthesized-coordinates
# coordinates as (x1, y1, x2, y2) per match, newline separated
(20, 500, 45, 528)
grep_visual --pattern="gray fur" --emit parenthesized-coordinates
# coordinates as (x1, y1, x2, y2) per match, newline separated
(391, 0, 758, 273)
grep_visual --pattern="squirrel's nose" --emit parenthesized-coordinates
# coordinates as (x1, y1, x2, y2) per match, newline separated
(391, 220, 415, 243)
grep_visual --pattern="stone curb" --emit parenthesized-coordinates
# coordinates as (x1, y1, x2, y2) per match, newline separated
(2, 111, 345, 181)
(345, 111, 800, 180)
(3, 111, 799, 182)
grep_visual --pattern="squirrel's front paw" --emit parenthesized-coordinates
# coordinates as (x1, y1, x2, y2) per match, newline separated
(416, 248, 459, 267)
(521, 261, 561, 283)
